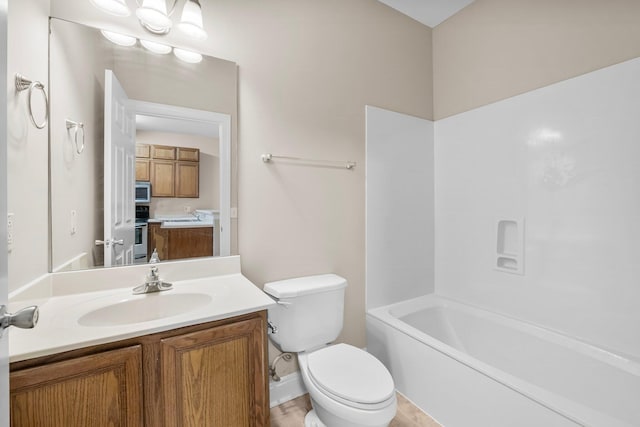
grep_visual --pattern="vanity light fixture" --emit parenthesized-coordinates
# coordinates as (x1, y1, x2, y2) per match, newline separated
(136, 0, 172, 34)
(101, 29, 203, 64)
(100, 30, 137, 47)
(140, 39, 172, 54)
(173, 47, 202, 63)
(90, 0, 207, 40)
(89, 0, 131, 17)
(177, 0, 207, 40)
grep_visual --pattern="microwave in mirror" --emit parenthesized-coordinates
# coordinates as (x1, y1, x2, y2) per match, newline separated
(135, 181, 151, 203)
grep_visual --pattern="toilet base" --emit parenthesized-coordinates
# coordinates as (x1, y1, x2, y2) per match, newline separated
(304, 409, 326, 427)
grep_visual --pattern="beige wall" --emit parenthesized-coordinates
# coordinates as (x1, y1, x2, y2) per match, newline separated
(49, 19, 111, 271)
(433, 0, 640, 119)
(7, 0, 50, 291)
(222, 1, 433, 358)
(49, 0, 433, 375)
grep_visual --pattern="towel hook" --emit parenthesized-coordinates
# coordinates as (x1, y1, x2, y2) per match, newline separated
(66, 119, 85, 154)
(15, 74, 49, 129)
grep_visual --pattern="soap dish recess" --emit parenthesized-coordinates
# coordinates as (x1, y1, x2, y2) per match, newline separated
(495, 218, 524, 275)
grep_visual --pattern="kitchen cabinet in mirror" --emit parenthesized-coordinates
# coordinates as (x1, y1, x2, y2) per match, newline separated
(49, 18, 237, 272)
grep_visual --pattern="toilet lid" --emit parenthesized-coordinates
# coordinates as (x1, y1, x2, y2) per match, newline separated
(307, 344, 395, 405)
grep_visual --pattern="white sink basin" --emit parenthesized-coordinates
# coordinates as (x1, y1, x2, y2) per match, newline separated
(78, 292, 212, 327)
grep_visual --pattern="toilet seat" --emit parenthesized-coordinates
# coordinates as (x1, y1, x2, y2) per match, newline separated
(306, 344, 395, 410)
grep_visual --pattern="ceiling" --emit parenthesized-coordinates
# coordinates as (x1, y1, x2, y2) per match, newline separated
(378, 0, 475, 28)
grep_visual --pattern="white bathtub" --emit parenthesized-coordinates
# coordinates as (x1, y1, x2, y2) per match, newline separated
(366, 294, 640, 427)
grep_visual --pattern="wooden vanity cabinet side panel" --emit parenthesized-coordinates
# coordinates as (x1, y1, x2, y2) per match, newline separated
(161, 315, 269, 427)
(175, 162, 199, 198)
(150, 160, 175, 197)
(176, 147, 199, 162)
(136, 159, 150, 181)
(10, 345, 143, 427)
(151, 145, 176, 160)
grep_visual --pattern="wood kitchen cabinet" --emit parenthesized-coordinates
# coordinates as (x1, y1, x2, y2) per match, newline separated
(136, 144, 151, 158)
(147, 223, 213, 261)
(136, 159, 150, 181)
(151, 160, 176, 197)
(177, 147, 199, 162)
(151, 144, 177, 160)
(136, 144, 151, 181)
(137, 144, 199, 198)
(176, 161, 199, 198)
(10, 312, 270, 427)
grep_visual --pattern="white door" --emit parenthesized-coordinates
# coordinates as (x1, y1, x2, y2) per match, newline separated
(0, 0, 9, 423)
(103, 70, 135, 268)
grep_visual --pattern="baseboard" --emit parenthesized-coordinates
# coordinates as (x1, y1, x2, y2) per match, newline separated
(269, 372, 307, 408)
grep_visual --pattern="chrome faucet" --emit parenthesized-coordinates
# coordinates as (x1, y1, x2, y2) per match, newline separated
(133, 249, 173, 294)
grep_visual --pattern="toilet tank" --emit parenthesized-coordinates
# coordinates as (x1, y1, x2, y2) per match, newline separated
(264, 274, 347, 353)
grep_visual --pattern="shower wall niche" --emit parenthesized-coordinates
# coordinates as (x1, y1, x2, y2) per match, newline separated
(495, 218, 524, 275)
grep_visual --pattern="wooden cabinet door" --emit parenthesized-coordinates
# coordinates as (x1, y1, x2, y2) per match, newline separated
(175, 162, 199, 198)
(136, 144, 150, 158)
(168, 227, 213, 260)
(10, 346, 143, 427)
(176, 147, 199, 162)
(151, 160, 175, 197)
(136, 159, 150, 181)
(151, 145, 176, 160)
(161, 317, 268, 427)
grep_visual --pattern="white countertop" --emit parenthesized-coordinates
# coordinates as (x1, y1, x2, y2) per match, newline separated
(9, 258, 275, 362)
(148, 216, 215, 229)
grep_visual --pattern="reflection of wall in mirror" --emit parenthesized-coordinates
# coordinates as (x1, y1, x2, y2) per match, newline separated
(49, 19, 112, 272)
(136, 130, 220, 217)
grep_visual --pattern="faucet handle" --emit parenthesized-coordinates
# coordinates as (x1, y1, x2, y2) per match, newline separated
(149, 248, 160, 264)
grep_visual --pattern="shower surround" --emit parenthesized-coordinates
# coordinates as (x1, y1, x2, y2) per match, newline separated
(366, 56, 640, 426)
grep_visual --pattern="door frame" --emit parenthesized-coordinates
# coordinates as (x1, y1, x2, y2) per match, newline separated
(132, 100, 231, 257)
(0, 0, 10, 423)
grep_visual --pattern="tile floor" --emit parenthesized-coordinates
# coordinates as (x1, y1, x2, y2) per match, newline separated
(270, 393, 442, 427)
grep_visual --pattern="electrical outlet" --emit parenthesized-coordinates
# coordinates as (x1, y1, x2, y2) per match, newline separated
(230, 207, 238, 218)
(70, 210, 77, 235)
(183, 206, 191, 213)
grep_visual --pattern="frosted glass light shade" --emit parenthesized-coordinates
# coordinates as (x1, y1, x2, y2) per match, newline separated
(100, 30, 137, 47)
(140, 39, 172, 54)
(90, 0, 131, 17)
(136, 0, 172, 33)
(177, 0, 207, 40)
(174, 48, 203, 63)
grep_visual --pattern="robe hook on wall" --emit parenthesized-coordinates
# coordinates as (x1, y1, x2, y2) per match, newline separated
(66, 119, 86, 154)
(15, 73, 49, 129)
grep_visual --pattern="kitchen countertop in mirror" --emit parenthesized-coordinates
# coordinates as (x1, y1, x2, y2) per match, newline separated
(9, 256, 274, 362)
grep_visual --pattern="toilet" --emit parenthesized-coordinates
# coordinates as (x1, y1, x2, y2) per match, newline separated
(264, 274, 397, 427)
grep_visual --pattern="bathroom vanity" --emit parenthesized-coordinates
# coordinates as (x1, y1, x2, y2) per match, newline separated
(8, 256, 274, 426)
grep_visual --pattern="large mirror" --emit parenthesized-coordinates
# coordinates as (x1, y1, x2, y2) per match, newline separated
(49, 18, 237, 272)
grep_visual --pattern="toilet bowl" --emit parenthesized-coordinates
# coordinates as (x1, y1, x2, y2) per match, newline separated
(298, 344, 397, 427)
(263, 274, 398, 427)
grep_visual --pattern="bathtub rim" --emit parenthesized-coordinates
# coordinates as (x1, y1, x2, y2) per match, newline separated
(367, 293, 638, 427)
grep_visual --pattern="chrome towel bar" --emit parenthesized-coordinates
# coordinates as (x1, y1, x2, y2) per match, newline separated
(261, 153, 356, 170)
